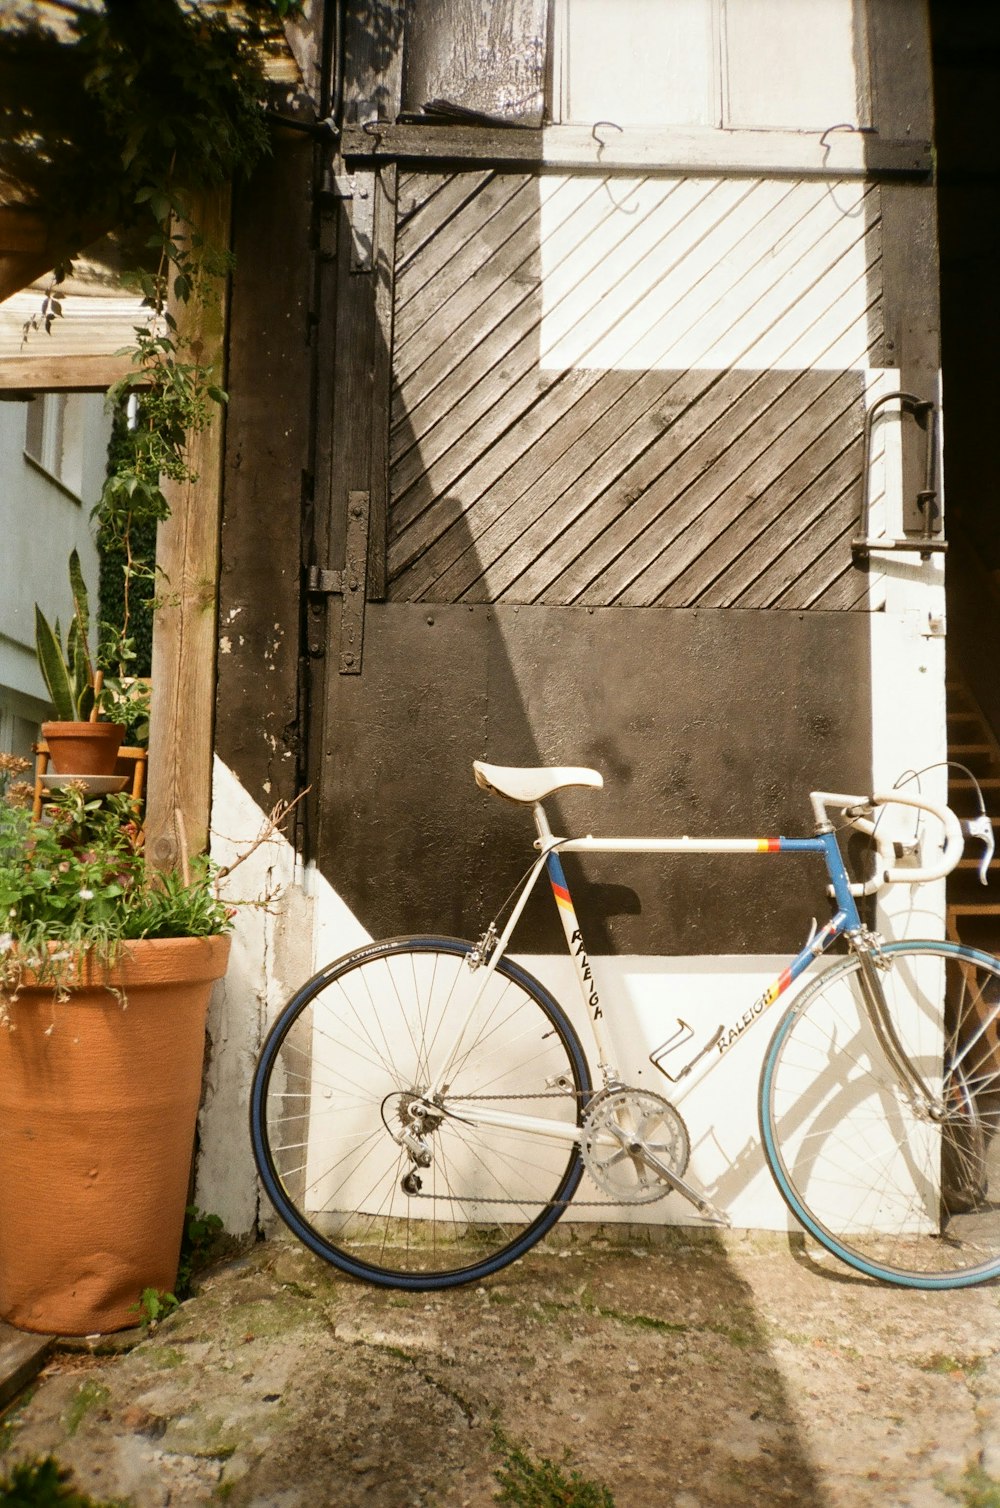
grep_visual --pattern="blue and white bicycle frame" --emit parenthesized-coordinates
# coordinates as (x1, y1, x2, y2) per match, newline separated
(425, 775, 966, 1157)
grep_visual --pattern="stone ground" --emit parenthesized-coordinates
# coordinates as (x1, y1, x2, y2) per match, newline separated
(0, 1228, 998, 1507)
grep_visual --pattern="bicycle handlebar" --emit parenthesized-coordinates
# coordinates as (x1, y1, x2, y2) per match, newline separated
(810, 789, 965, 894)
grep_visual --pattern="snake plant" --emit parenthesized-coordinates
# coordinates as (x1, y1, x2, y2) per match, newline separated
(34, 549, 97, 722)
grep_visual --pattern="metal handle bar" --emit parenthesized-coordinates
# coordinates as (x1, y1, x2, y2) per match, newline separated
(810, 789, 964, 894)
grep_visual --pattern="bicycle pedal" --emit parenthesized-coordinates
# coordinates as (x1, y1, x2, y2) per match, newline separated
(693, 1203, 732, 1228)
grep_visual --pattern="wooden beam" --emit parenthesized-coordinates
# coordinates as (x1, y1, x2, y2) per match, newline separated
(0, 211, 57, 301)
(341, 122, 933, 179)
(0, 206, 50, 254)
(145, 186, 231, 871)
(0, 210, 114, 301)
(0, 351, 139, 391)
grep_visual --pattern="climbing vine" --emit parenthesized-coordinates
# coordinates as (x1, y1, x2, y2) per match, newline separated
(1, 0, 300, 732)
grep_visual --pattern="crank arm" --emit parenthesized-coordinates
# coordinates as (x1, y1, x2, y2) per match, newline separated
(635, 1144, 731, 1226)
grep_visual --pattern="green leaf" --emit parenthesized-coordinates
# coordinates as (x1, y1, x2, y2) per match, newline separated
(34, 606, 75, 720)
(68, 547, 91, 644)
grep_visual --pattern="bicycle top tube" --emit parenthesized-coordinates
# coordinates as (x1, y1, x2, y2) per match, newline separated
(473, 762, 964, 898)
(546, 830, 863, 931)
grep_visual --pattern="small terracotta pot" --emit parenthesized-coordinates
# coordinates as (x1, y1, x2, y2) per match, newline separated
(42, 721, 125, 777)
(0, 934, 231, 1335)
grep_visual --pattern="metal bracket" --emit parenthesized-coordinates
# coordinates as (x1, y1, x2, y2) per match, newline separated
(325, 165, 375, 272)
(306, 490, 370, 675)
(852, 392, 946, 562)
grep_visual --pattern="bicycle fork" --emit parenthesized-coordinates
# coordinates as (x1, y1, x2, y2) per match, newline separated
(853, 943, 944, 1118)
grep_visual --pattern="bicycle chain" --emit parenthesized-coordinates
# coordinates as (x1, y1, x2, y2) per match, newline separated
(408, 1089, 678, 1207)
(408, 1191, 630, 1207)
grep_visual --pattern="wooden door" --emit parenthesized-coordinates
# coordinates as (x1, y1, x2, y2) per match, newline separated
(311, 162, 873, 955)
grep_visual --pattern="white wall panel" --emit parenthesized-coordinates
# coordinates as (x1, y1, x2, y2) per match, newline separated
(540, 176, 881, 373)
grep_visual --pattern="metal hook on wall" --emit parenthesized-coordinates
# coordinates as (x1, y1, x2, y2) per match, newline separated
(851, 392, 946, 562)
(591, 120, 639, 214)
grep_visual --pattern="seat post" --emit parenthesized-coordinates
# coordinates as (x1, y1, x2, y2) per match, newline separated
(532, 801, 553, 846)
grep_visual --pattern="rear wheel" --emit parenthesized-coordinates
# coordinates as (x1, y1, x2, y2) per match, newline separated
(760, 941, 1000, 1288)
(250, 937, 591, 1289)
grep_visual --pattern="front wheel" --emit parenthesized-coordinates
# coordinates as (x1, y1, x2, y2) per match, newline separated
(250, 937, 592, 1289)
(760, 941, 1000, 1288)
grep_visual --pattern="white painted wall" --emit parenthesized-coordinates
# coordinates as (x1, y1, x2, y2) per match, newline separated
(0, 393, 111, 754)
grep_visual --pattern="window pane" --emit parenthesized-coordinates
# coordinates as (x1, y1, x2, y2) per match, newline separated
(559, 0, 717, 127)
(24, 395, 44, 462)
(723, 0, 870, 130)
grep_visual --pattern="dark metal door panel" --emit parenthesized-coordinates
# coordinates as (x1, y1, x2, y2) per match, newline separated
(317, 603, 871, 955)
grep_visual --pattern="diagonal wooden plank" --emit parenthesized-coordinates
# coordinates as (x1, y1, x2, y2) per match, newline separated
(724, 445, 865, 607)
(395, 169, 495, 275)
(391, 181, 587, 461)
(400, 366, 689, 598)
(390, 176, 727, 501)
(404, 177, 880, 600)
(397, 171, 458, 230)
(389, 177, 705, 506)
(571, 266, 882, 607)
(658, 373, 865, 604)
(542, 178, 867, 376)
(391, 175, 607, 435)
(434, 191, 850, 603)
(391, 368, 647, 594)
(395, 172, 537, 333)
(389, 177, 783, 559)
(532, 176, 752, 367)
(525, 360, 827, 608)
(450, 371, 726, 603)
(388, 165, 884, 614)
(795, 531, 873, 609)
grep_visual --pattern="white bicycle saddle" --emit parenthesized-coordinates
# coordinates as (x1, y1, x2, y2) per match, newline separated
(472, 760, 604, 805)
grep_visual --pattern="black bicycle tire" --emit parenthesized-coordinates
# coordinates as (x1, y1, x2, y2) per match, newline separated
(250, 935, 592, 1289)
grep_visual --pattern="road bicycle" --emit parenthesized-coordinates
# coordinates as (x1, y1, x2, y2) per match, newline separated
(250, 760, 1000, 1291)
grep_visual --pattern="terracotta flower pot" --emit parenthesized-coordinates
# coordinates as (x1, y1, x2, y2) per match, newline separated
(42, 720, 124, 777)
(0, 934, 231, 1335)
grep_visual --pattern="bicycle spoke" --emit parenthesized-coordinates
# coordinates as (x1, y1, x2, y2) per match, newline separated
(762, 942, 1000, 1287)
(251, 939, 590, 1288)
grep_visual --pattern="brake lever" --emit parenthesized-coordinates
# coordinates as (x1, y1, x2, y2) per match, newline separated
(963, 814, 995, 886)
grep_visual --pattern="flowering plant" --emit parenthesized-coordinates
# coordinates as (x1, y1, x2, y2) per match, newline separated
(0, 754, 232, 1002)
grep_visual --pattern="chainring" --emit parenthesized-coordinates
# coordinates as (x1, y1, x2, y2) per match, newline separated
(581, 1087, 691, 1204)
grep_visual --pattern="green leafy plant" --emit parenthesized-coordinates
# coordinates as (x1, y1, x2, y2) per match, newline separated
(2, 0, 300, 722)
(131, 1286, 180, 1328)
(494, 1434, 616, 1508)
(0, 757, 232, 1005)
(0, 1455, 124, 1508)
(944, 1464, 1000, 1508)
(176, 1205, 226, 1298)
(33, 550, 99, 724)
(128, 1206, 226, 1326)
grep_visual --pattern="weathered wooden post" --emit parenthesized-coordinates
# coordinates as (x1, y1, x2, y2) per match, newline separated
(146, 185, 232, 871)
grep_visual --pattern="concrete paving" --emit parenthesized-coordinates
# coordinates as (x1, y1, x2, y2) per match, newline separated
(0, 1228, 998, 1507)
